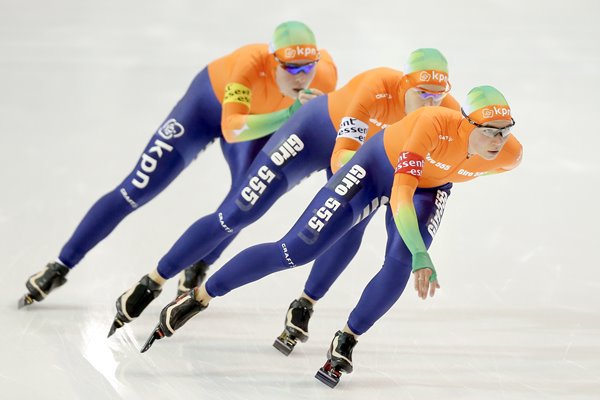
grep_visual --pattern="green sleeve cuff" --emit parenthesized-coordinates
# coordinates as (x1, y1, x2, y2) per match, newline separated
(288, 99, 302, 117)
(411, 252, 437, 282)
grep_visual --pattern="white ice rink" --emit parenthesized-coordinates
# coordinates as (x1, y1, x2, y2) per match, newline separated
(1, 0, 599, 399)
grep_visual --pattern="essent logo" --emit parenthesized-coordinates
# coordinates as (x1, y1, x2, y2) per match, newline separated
(395, 151, 425, 177)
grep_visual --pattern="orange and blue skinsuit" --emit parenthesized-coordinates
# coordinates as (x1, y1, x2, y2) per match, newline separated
(208, 44, 337, 143)
(58, 43, 337, 269)
(202, 105, 522, 337)
(155, 67, 460, 288)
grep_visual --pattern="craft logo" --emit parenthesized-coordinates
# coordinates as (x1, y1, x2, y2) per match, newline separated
(218, 212, 233, 233)
(281, 243, 295, 267)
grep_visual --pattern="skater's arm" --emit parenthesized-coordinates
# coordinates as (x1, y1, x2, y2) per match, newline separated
(221, 50, 336, 144)
(388, 114, 440, 296)
(221, 94, 303, 143)
(390, 173, 432, 271)
(390, 173, 440, 299)
(330, 129, 365, 174)
(329, 80, 381, 173)
(219, 51, 301, 143)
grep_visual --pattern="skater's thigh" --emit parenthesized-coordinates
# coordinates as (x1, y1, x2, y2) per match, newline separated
(276, 181, 367, 267)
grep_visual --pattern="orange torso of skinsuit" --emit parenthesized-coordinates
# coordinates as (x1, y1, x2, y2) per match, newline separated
(327, 67, 460, 140)
(384, 107, 523, 188)
(207, 44, 337, 114)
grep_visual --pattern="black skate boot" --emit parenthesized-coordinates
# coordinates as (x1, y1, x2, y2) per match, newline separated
(108, 275, 163, 337)
(273, 297, 314, 356)
(315, 330, 358, 388)
(18, 262, 70, 308)
(176, 260, 209, 296)
(141, 289, 207, 353)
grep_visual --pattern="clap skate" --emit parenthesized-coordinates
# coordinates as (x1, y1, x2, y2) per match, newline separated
(141, 289, 207, 353)
(315, 330, 358, 388)
(18, 262, 70, 309)
(176, 261, 209, 296)
(108, 274, 162, 337)
(273, 297, 313, 355)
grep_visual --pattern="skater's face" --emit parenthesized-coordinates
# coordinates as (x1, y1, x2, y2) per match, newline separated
(275, 57, 318, 99)
(467, 119, 513, 160)
(404, 83, 447, 115)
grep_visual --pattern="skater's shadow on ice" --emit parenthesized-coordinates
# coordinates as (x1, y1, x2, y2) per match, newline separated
(15, 303, 90, 311)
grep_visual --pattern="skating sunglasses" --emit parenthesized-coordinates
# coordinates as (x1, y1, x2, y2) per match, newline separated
(275, 58, 319, 75)
(414, 87, 448, 101)
(461, 108, 516, 138)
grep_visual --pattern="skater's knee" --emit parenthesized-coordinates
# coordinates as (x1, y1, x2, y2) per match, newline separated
(276, 239, 316, 268)
(116, 181, 158, 209)
(213, 209, 244, 234)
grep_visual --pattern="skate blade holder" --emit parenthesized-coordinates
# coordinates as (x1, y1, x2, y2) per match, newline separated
(107, 317, 125, 338)
(272, 331, 298, 356)
(140, 325, 165, 353)
(17, 294, 35, 309)
(315, 364, 341, 388)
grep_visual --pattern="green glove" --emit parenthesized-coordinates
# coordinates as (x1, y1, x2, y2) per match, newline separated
(411, 252, 437, 282)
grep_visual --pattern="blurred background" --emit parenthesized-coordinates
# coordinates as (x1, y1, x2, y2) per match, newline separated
(1, 0, 598, 399)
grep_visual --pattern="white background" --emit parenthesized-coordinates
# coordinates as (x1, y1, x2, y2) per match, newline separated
(1, 0, 599, 399)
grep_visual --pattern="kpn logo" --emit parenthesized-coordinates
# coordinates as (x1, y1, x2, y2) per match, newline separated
(419, 70, 448, 84)
(482, 106, 511, 119)
(284, 46, 318, 59)
(158, 119, 185, 140)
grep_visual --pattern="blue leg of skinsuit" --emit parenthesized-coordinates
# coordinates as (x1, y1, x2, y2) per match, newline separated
(204, 132, 394, 298)
(58, 68, 222, 268)
(156, 96, 337, 279)
(346, 182, 452, 335)
(300, 160, 378, 300)
(202, 133, 274, 265)
(302, 195, 376, 300)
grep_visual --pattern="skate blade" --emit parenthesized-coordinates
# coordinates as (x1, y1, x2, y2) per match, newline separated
(273, 336, 295, 356)
(140, 325, 165, 353)
(315, 366, 340, 388)
(107, 318, 125, 338)
(17, 294, 34, 309)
